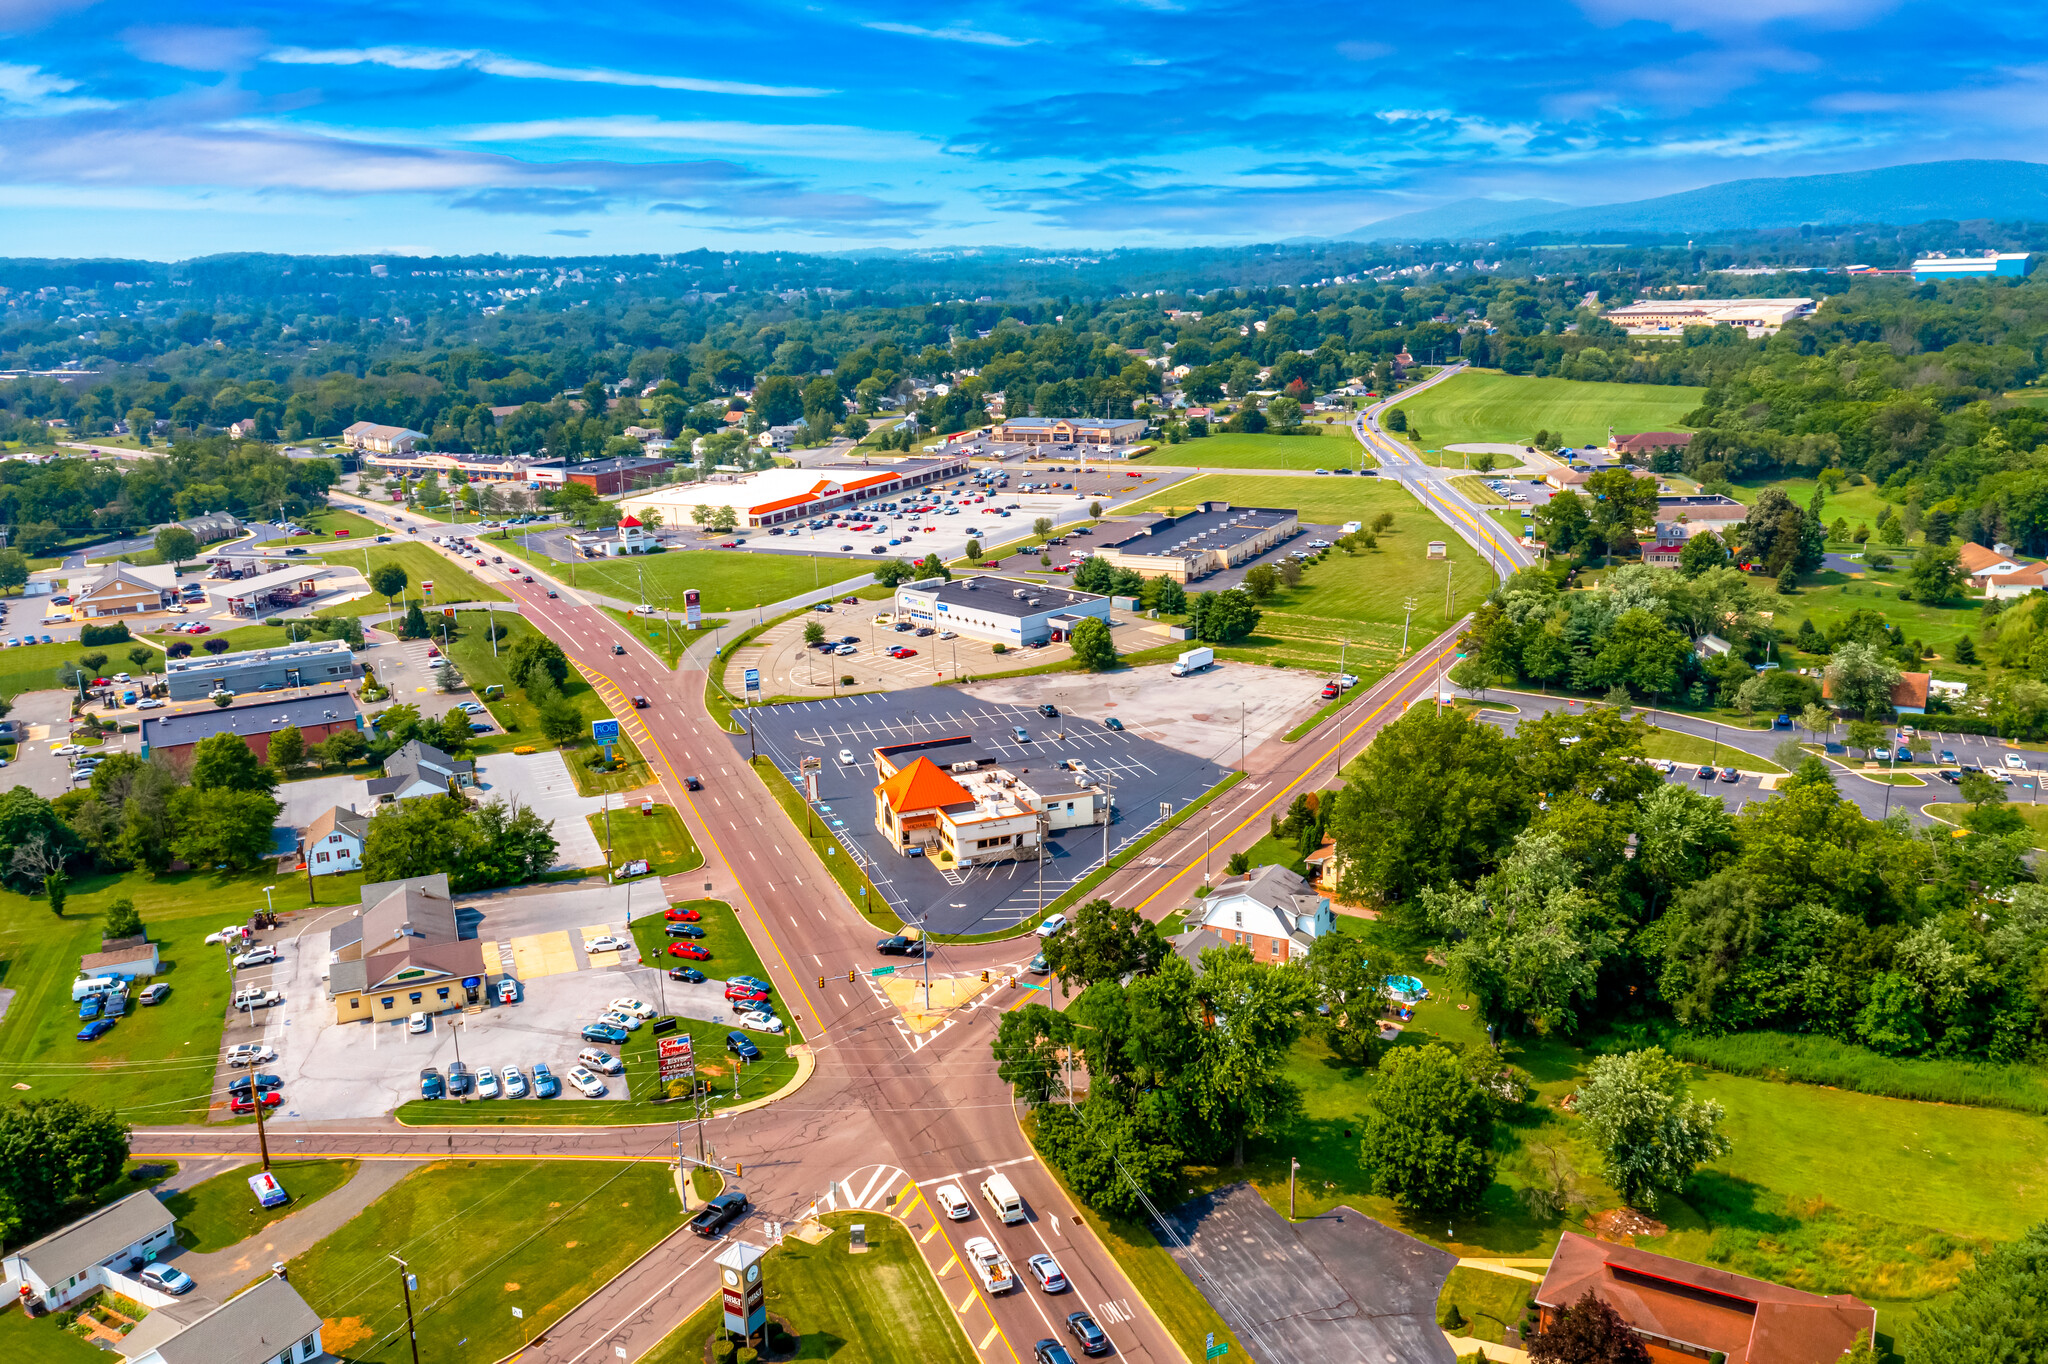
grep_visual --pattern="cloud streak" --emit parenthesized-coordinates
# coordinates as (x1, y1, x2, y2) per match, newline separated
(264, 45, 834, 98)
(861, 20, 1034, 47)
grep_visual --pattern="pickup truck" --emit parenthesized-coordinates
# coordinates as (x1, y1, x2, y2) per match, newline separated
(232, 987, 285, 1010)
(964, 1237, 1015, 1293)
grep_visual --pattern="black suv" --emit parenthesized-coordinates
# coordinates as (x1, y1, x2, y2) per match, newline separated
(1035, 1341, 1079, 1364)
(726, 1031, 761, 1062)
(1038, 703, 1060, 718)
(690, 1190, 750, 1237)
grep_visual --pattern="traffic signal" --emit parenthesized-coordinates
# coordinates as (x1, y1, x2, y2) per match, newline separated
(736, 1163, 743, 1178)
(981, 970, 989, 983)
(817, 975, 825, 989)
(847, 969, 856, 983)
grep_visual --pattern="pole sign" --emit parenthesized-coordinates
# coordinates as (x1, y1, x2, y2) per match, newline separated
(592, 719, 621, 745)
(804, 769, 820, 802)
(716, 1243, 769, 1337)
(743, 668, 760, 693)
(685, 588, 702, 630)
(657, 1034, 695, 1098)
(422, 580, 434, 599)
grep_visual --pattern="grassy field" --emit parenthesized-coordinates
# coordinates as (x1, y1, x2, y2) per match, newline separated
(0, 865, 366, 1122)
(1208, 911, 2038, 1343)
(586, 803, 702, 876)
(0, 638, 103, 701)
(498, 539, 870, 613)
(1730, 477, 1903, 543)
(601, 607, 728, 668)
(286, 1159, 682, 1363)
(1136, 428, 1371, 471)
(0, 1298, 109, 1361)
(1925, 802, 2048, 847)
(639, 1211, 974, 1364)
(1638, 729, 1789, 773)
(309, 542, 507, 616)
(167, 1159, 360, 1252)
(1141, 474, 1492, 676)
(1387, 370, 1704, 450)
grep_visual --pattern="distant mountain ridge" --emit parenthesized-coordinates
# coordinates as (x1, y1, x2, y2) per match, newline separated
(1351, 160, 2048, 241)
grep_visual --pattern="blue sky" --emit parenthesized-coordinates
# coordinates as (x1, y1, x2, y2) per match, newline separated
(0, 0, 2043, 258)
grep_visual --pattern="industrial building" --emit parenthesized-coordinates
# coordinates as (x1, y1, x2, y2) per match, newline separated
(140, 694, 363, 768)
(619, 452, 969, 530)
(891, 575, 1113, 646)
(362, 450, 551, 483)
(992, 416, 1147, 448)
(1600, 298, 1815, 337)
(1913, 252, 2033, 280)
(341, 421, 427, 454)
(1079, 501, 1300, 584)
(870, 735, 1105, 865)
(163, 637, 359, 701)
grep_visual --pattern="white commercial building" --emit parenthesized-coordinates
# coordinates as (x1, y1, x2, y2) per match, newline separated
(892, 575, 1113, 647)
(1601, 298, 1816, 337)
(617, 453, 968, 530)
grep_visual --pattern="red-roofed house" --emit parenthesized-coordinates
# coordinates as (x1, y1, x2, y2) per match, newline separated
(1609, 431, 1694, 458)
(1535, 1233, 1874, 1364)
(1643, 541, 1687, 568)
(1821, 670, 1930, 715)
(1957, 541, 2048, 598)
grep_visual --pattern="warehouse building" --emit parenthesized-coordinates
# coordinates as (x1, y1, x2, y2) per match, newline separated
(140, 695, 362, 768)
(1080, 501, 1300, 584)
(1913, 252, 2033, 280)
(891, 575, 1113, 646)
(1600, 298, 1815, 337)
(620, 452, 968, 530)
(164, 637, 359, 701)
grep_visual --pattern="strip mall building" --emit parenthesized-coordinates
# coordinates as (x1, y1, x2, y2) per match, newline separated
(618, 453, 968, 530)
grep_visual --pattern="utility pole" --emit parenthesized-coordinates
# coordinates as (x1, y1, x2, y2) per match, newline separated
(1289, 1157, 1300, 1220)
(1401, 597, 1417, 657)
(391, 1256, 421, 1364)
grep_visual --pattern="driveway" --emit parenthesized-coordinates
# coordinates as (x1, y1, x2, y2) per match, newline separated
(473, 750, 609, 869)
(9, 688, 93, 797)
(275, 773, 376, 829)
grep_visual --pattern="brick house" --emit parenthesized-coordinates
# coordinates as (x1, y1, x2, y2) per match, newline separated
(1534, 1233, 1874, 1364)
(1178, 864, 1333, 964)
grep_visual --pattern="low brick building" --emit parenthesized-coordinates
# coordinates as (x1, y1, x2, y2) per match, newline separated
(140, 695, 362, 769)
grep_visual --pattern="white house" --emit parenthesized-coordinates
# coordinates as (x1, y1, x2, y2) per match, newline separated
(2, 1190, 177, 1311)
(1179, 864, 1335, 964)
(116, 1273, 326, 1364)
(302, 805, 368, 876)
(366, 739, 474, 801)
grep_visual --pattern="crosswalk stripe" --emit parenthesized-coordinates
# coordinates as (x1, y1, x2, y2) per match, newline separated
(955, 1288, 977, 1314)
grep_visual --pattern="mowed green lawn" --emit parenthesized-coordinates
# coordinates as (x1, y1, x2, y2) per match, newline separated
(498, 539, 869, 613)
(309, 541, 507, 617)
(0, 638, 101, 701)
(1138, 428, 1372, 471)
(167, 1159, 360, 1252)
(1142, 473, 1493, 674)
(286, 1159, 682, 1363)
(640, 1211, 974, 1364)
(1389, 369, 1705, 449)
(441, 609, 654, 789)
(1731, 477, 1910, 543)
(0, 866, 366, 1122)
(585, 803, 702, 876)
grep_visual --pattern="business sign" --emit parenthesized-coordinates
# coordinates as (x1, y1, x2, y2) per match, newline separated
(743, 667, 760, 693)
(804, 769, 819, 802)
(657, 1034, 695, 1097)
(685, 587, 702, 630)
(716, 1244, 769, 1336)
(591, 719, 621, 745)
(422, 579, 435, 598)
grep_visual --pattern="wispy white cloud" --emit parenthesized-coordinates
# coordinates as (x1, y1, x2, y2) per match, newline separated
(1575, 0, 1899, 31)
(0, 61, 112, 113)
(264, 45, 834, 98)
(436, 114, 939, 161)
(861, 21, 1034, 47)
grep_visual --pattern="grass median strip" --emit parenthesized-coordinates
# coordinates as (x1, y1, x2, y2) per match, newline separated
(638, 1210, 976, 1364)
(167, 1159, 360, 1253)
(585, 803, 703, 876)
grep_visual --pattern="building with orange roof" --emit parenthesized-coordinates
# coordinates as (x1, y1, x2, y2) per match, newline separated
(619, 453, 967, 530)
(871, 737, 1105, 865)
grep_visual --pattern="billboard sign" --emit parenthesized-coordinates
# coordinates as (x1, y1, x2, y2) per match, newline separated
(657, 1034, 695, 1086)
(685, 588, 702, 630)
(591, 719, 621, 745)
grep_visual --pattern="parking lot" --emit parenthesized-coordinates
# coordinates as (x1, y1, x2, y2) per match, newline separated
(217, 884, 766, 1119)
(726, 603, 1093, 699)
(738, 682, 1230, 934)
(964, 660, 1327, 766)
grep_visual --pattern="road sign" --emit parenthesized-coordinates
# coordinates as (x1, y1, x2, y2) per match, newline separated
(1206, 1346, 1229, 1360)
(592, 719, 621, 745)
(744, 667, 760, 693)
(871, 966, 896, 976)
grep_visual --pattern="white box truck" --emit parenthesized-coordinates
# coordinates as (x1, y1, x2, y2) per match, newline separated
(1171, 647, 1214, 677)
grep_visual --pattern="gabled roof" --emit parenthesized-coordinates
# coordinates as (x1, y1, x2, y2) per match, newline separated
(4, 1190, 173, 1284)
(875, 756, 975, 813)
(1536, 1232, 1873, 1364)
(1958, 541, 2023, 574)
(118, 1274, 323, 1364)
(306, 805, 369, 845)
(1821, 670, 1929, 711)
(78, 563, 168, 600)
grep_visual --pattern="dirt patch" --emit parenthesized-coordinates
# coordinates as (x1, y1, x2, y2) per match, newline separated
(324, 1317, 374, 1353)
(1591, 1208, 1667, 1242)
(505, 1282, 521, 1292)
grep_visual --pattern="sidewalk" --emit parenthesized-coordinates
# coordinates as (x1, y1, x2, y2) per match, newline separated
(170, 1158, 425, 1295)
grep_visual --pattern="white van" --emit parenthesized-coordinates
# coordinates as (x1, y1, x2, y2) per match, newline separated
(980, 1172, 1026, 1225)
(70, 974, 124, 1002)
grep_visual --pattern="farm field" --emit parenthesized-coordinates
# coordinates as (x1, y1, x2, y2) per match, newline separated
(1388, 369, 1705, 450)
(1135, 428, 1372, 471)
(497, 539, 869, 613)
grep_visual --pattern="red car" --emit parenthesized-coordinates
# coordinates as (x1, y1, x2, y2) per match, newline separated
(890, 647, 917, 658)
(725, 983, 769, 1001)
(669, 943, 711, 961)
(841, 596, 858, 604)
(230, 1091, 282, 1115)
(475, 557, 486, 566)
(664, 906, 702, 922)
(982, 560, 1002, 568)
(190, 624, 210, 634)
(1320, 682, 1340, 699)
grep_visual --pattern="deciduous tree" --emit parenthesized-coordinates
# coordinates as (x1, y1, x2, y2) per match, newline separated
(1362, 1043, 1496, 1212)
(0, 1098, 130, 1241)
(1068, 616, 1117, 671)
(1573, 1046, 1729, 1210)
